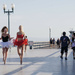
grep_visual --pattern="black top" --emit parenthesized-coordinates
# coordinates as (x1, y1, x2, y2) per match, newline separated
(52, 39, 55, 44)
(60, 36, 70, 47)
(50, 39, 52, 44)
(57, 40, 60, 45)
(72, 37, 75, 42)
(2, 36, 9, 42)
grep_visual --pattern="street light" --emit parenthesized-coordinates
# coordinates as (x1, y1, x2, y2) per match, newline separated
(3, 4, 15, 35)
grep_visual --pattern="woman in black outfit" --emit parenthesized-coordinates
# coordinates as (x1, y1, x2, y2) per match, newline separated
(57, 38, 60, 48)
(53, 38, 55, 48)
(50, 38, 53, 48)
(0, 26, 13, 64)
(72, 32, 75, 59)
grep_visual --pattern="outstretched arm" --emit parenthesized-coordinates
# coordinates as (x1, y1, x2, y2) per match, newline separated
(10, 37, 14, 40)
(8, 34, 13, 40)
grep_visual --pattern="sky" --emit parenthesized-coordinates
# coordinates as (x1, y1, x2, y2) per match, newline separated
(0, 0, 75, 41)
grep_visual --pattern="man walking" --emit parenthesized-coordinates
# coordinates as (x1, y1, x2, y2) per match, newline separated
(60, 32, 70, 60)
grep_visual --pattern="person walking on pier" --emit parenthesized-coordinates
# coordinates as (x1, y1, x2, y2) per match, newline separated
(56, 38, 60, 48)
(52, 38, 55, 48)
(0, 26, 13, 64)
(50, 38, 53, 48)
(71, 32, 75, 59)
(60, 32, 70, 60)
(13, 25, 26, 64)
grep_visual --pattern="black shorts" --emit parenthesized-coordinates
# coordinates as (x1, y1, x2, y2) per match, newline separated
(53, 43, 55, 44)
(50, 42, 52, 44)
(61, 46, 68, 54)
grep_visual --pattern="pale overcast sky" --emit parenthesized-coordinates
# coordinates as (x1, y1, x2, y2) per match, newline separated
(0, 0, 75, 41)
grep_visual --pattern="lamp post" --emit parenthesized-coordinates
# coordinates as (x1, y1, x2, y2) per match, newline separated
(3, 4, 15, 35)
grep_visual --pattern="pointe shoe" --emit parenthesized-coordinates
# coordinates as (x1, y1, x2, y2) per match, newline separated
(19, 53, 23, 65)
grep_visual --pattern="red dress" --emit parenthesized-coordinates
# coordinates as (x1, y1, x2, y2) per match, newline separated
(25, 39, 28, 45)
(13, 34, 26, 46)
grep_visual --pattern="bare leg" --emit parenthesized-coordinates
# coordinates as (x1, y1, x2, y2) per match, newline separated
(2, 48, 5, 61)
(50, 44, 52, 48)
(21, 45, 24, 58)
(25, 45, 27, 52)
(54, 44, 55, 48)
(4, 47, 8, 64)
(20, 45, 24, 65)
(17, 46, 20, 56)
(4, 48, 6, 64)
(17, 46, 22, 64)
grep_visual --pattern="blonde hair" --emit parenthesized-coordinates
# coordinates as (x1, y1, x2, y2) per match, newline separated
(19, 25, 23, 32)
(19, 25, 25, 35)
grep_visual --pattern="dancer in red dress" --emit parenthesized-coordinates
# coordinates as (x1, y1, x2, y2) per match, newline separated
(25, 36, 28, 52)
(13, 25, 26, 64)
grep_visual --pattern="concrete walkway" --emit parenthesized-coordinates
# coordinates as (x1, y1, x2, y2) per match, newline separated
(0, 47, 75, 75)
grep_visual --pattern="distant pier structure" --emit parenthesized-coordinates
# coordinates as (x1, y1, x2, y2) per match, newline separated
(69, 30, 75, 38)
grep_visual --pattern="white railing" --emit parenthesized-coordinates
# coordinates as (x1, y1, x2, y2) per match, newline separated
(33, 41, 50, 49)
